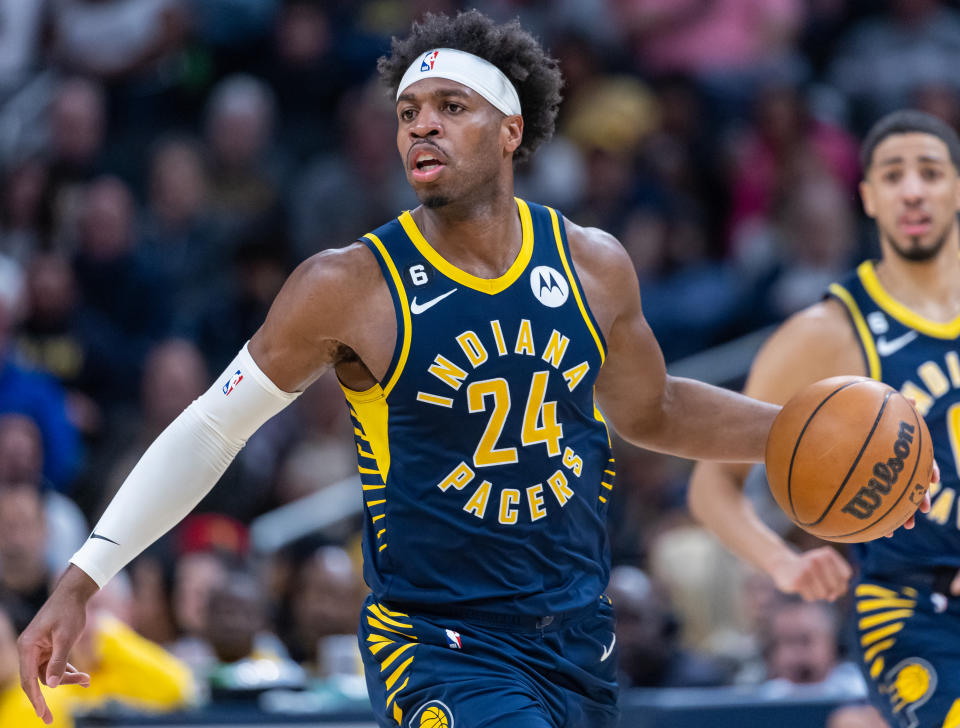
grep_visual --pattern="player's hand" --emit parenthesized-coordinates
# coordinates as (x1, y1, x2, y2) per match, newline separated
(18, 566, 98, 724)
(886, 460, 937, 537)
(770, 547, 852, 601)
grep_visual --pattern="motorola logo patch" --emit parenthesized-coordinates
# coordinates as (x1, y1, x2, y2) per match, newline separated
(530, 265, 568, 308)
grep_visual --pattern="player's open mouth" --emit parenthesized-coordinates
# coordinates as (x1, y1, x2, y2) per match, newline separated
(898, 214, 932, 236)
(410, 147, 447, 182)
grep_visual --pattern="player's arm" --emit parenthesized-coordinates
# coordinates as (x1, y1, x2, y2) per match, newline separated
(18, 243, 386, 724)
(573, 224, 778, 462)
(686, 302, 863, 601)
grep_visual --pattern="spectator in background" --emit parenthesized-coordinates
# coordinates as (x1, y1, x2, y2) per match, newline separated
(0, 156, 49, 265)
(204, 74, 286, 235)
(0, 0, 48, 98)
(607, 565, 729, 688)
(280, 545, 362, 674)
(72, 176, 171, 405)
(205, 567, 304, 697)
(0, 255, 81, 492)
(761, 597, 865, 696)
(826, 704, 889, 728)
(142, 136, 223, 333)
(0, 483, 54, 633)
(290, 79, 417, 259)
(0, 414, 88, 570)
(168, 550, 229, 677)
(44, 77, 109, 250)
(828, 0, 960, 131)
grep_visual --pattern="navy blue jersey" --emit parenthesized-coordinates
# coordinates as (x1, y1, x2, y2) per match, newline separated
(343, 198, 614, 616)
(828, 261, 960, 575)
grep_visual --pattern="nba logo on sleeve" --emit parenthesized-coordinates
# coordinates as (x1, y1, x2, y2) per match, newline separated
(530, 265, 569, 308)
(222, 370, 243, 395)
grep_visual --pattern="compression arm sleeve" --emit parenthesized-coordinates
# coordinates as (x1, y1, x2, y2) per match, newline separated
(70, 343, 301, 587)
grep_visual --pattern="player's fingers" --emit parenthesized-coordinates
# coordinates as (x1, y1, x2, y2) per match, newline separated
(811, 557, 846, 601)
(17, 641, 52, 723)
(951, 569, 960, 597)
(919, 490, 931, 514)
(43, 632, 72, 688)
(932, 460, 940, 484)
(57, 663, 90, 687)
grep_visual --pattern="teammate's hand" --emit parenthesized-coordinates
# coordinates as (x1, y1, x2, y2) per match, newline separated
(18, 566, 98, 724)
(886, 460, 937, 537)
(770, 547, 852, 602)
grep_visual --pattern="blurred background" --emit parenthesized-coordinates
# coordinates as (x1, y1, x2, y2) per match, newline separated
(0, 0, 956, 726)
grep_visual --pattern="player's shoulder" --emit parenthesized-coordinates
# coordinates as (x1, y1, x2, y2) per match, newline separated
(291, 240, 382, 295)
(746, 298, 865, 403)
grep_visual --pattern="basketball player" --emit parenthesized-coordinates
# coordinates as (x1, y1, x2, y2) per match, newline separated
(689, 109, 960, 727)
(16, 13, 923, 728)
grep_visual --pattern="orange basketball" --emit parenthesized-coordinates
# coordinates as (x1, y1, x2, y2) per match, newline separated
(765, 375, 933, 543)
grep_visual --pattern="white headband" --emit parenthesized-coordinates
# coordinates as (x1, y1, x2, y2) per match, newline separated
(396, 48, 521, 117)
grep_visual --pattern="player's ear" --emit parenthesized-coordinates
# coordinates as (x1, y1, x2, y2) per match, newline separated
(860, 179, 877, 219)
(502, 115, 523, 156)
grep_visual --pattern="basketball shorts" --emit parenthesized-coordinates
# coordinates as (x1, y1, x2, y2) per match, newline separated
(854, 577, 960, 728)
(358, 593, 620, 728)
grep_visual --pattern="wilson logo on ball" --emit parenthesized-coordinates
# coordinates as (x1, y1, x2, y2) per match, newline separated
(841, 421, 914, 520)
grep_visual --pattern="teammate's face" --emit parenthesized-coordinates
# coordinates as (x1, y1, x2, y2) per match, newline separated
(396, 78, 522, 208)
(861, 132, 960, 262)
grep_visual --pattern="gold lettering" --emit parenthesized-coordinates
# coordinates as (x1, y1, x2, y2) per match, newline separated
(562, 447, 583, 477)
(428, 355, 468, 390)
(527, 484, 547, 521)
(499, 489, 521, 524)
(541, 330, 570, 369)
(562, 361, 590, 391)
(918, 361, 950, 398)
(514, 319, 536, 356)
(456, 331, 489, 368)
(900, 381, 934, 416)
(547, 470, 573, 506)
(490, 320, 508, 356)
(463, 480, 492, 519)
(437, 462, 475, 492)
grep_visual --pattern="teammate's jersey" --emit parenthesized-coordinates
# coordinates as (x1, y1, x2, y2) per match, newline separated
(343, 198, 613, 616)
(828, 260, 960, 574)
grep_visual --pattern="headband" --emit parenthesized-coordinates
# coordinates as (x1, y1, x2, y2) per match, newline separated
(396, 48, 521, 117)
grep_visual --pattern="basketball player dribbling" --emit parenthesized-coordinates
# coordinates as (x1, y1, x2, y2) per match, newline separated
(690, 110, 960, 727)
(18, 13, 928, 728)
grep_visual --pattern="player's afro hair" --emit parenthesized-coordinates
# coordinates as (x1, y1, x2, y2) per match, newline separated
(377, 10, 563, 165)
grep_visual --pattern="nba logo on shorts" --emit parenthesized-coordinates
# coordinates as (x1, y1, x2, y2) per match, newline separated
(222, 370, 243, 395)
(421, 51, 439, 72)
(445, 629, 462, 649)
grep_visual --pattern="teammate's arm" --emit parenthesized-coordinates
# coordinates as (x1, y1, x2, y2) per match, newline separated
(17, 243, 387, 724)
(573, 224, 778, 462)
(686, 303, 863, 601)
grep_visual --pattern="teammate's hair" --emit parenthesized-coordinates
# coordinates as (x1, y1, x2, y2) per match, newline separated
(377, 10, 563, 164)
(861, 109, 960, 174)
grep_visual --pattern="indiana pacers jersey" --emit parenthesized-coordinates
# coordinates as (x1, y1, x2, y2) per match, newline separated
(343, 198, 613, 617)
(828, 260, 960, 575)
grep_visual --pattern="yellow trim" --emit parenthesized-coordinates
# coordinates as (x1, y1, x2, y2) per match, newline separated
(386, 677, 409, 709)
(548, 206, 605, 363)
(859, 260, 960, 339)
(353, 427, 369, 440)
(858, 609, 914, 630)
(376, 603, 409, 618)
(863, 638, 896, 663)
(604, 470, 616, 477)
(380, 643, 416, 672)
(870, 657, 884, 679)
(372, 514, 386, 522)
(379, 543, 388, 552)
(599, 495, 607, 503)
(358, 445, 377, 459)
(343, 387, 392, 482)
(366, 616, 417, 639)
(366, 499, 386, 507)
(368, 640, 394, 655)
(860, 621, 904, 647)
(855, 584, 898, 599)
(393, 702, 403, 724)
(377, 528, 386, 538)
(397, 198, 533, 295)
(903, 586, 918, 598)
(829, 282, 881, 379)
(362, 233, 412, 394)
(363, 484, 386, 491)
(601, 482, 613, 490)
(385, 656, 415, 690)
(856, 598, 916, 613)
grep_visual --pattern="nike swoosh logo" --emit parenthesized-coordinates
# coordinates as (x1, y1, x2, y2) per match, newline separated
(90, 532, 119, 545)
(876, 330, 918, 357)
(410, 288, 457, 315)
(600, 634, 616, 662)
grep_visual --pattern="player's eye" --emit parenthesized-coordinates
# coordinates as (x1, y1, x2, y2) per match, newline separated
(399, 108, 416, 122)
(445, 102, 463, 114)
(921, 167, 942, 181)
(883, 170, 902, 184)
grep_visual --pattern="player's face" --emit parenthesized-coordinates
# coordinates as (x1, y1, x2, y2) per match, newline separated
(396, 78, 522, 209)
(861, 132, 960, 262)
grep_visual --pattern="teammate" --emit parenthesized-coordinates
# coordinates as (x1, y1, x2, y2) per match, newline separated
(16, 13, 924, 728)
(689, 109, 960, 727)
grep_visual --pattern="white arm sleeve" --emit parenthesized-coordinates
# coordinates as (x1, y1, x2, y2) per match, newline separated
(70, 342, 301, 587)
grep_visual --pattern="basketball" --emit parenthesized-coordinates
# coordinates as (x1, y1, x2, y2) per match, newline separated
(420, 705, 449, 728)
(765, 375, 933, 543)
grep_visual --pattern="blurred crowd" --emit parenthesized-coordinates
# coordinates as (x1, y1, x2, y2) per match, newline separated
(1, 0, 958, 724)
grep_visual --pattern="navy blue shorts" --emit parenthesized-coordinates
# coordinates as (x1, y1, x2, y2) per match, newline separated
(358, 594, 620, 728)
(853, 578, 960, 728)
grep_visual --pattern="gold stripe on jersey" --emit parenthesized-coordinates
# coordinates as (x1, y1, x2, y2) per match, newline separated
(397, 198, 534, 295)
(365, 602, 417, 725)
(547, 206, 606, 363)
(343, 388, 391, 481)
(362, 232, 412, 395)
(829, 282, 881, 379)
(858, 260, 960, 339)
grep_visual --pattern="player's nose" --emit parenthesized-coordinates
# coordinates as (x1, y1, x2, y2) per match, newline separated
(410, 107, 442, 139)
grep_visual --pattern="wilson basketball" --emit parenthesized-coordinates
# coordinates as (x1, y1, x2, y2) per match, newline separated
(765, 376, 933, 543)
